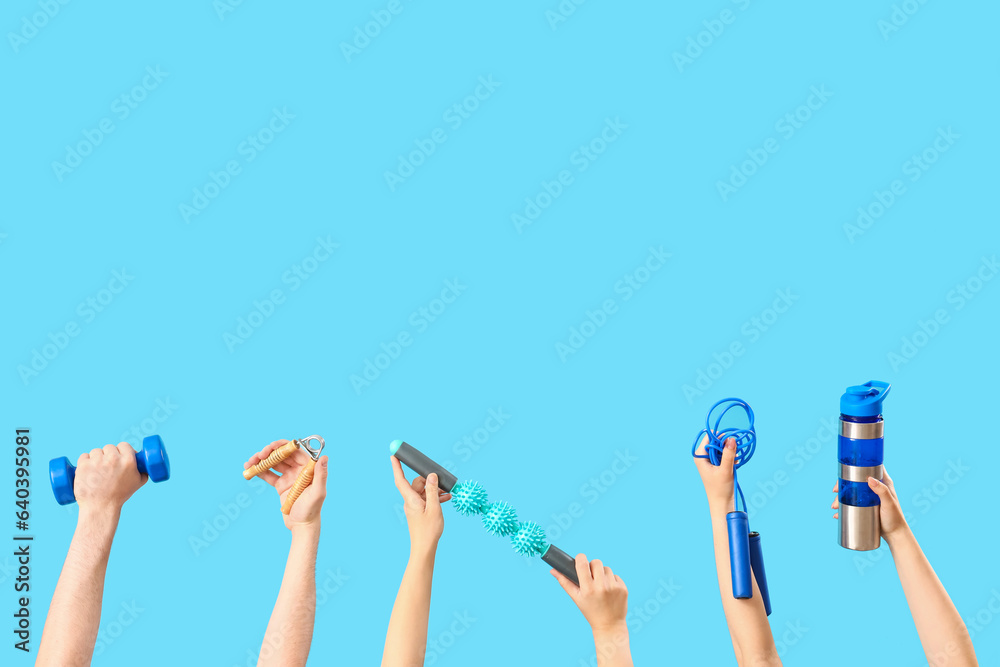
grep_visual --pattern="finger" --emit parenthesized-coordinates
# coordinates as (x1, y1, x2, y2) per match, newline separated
(116, 442, 137, 459)
(412, 476, 427, 497)
(867, 476, 894, 504)
(694, 434, 710, 458)
(272, 460, 296, 474)
(604, 566, 615, 588)
(719, 437, 736, 472)
(831, 499, 839, 510)
(833, 512, 839, 519)
(391, 456, 419, 500)
(832, 481, 839, 493)
(439, 492, 452, 504)
(254, 441, 281, 462)
(102, 444, 117, 457)
(257, 470, 281, 487)
(424, 473, 441, 512)
(76, 452, 90, 466)
(882, 468, 896, 497)
(590, 559, 606, 588)
(89, 447, 104, 459)
(551, 569, 581, 601)
(574, 554, 592, 592)
(312, 456, 329, 494)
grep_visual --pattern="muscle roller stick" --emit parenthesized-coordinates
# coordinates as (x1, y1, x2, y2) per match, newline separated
(692, 399, 772, 615)
(243, 435, 325, 515)
(390, 439, 581, 585)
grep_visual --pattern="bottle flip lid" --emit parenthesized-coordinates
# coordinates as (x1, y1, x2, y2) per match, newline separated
(840, 380, 891, 417)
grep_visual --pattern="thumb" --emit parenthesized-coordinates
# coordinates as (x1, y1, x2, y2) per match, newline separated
(313, 456, 329, 489)
(425, 473, 441, 511)
(551, 569, 580, 601)
(720, 437, 736, 473)
(868, 476, 892, 502)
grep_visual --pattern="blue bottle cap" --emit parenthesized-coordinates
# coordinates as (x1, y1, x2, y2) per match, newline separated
(840, 381, 891, 418)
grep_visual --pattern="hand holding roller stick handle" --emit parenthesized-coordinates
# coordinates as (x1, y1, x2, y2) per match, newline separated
(390, 440, 581, 586)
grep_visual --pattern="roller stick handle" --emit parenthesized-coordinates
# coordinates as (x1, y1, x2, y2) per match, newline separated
(281, 458, 316, 515)
(390, 440, 457, 492)
(542, 544, 580, 586)
(749, 531, 772, 616)
(727, 511, 753, 600)
(244, 442, 299, 480)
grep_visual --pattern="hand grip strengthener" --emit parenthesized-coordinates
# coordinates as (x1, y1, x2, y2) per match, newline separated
(692, 398, 772, 616)
(243, 435, 325, 515)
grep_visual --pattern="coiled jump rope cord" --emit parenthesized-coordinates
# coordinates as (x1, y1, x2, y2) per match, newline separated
(691, 398, 757, 513)
(691, 398, 771, 614)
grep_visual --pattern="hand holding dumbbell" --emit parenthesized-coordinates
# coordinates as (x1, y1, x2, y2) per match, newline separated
(49, 435, 171, 506)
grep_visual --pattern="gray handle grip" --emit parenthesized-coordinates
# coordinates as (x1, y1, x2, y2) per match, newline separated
(392, 441, 457, 492)
(542, 544, 580, 586)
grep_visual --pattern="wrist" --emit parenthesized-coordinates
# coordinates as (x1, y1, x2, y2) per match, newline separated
(591, 620, 629, 638)
(290, 521, 321, 539)
(884, 523, 914, 551)
(408, 542, 438, 565)
(78, 504, 122, 528)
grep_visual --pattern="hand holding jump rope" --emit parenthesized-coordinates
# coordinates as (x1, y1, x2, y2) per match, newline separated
(242, 436, 328, 520)
(692, 398, 772, 615)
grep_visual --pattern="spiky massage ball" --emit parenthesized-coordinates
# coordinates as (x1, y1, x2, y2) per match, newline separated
(451, 481, 489, 516)
(482, 501, 519, 537)
(511, 521, 547, 557)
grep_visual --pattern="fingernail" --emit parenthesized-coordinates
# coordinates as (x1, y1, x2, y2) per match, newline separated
(725, 439, 735, 449)
(427, 473, 437, 484)
(867, 477, 877, 488)
(321, 457, 328, 467)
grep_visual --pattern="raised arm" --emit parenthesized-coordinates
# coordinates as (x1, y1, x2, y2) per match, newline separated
(832, 470, 977, 666)
(244, 440, 329, 667)
(552, 554, 634, 667)
(37, 443, 147, 667)
(381, 456, 451, 667)
(694, 435, 780, 667)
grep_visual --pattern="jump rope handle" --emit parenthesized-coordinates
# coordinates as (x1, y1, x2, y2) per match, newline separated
(389, 440, 458, 492)
(244, 442, 299, 480)
(541, 544, 580, 586)
(281, 458, 316, 515)
(727, 511, 753, 599)
(749, 532, 772, 616)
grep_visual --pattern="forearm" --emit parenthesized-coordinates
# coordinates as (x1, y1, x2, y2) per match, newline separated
(708, 502, 780, 667)
(593, 624, 633, 667)
(37, 508, 120, 667)
(258, 524, 320, 667)
(381, 548, 436, 667)
(888, 527, 977, 667)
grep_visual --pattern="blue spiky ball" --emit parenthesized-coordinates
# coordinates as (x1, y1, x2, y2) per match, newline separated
(482, 501, 519, 537)
(451, 481, 489, 516)
(511, 521, 547, 557)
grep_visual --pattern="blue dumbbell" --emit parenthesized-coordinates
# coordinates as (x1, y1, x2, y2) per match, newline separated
(49, 435, 171, 505)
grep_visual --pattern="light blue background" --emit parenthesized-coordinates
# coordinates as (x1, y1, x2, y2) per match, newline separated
(3, 1, 999, 665)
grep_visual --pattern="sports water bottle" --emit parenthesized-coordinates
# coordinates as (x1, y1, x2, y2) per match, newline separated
(838, 381, 890, 551)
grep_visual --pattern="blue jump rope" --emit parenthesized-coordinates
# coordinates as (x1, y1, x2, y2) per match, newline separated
(390, 439, 581, 585)
(692, 398, 772, 615)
